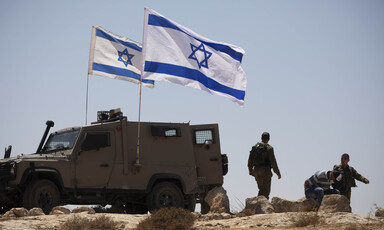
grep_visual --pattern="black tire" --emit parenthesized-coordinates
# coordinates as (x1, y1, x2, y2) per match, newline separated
(184, 194, 196, 212)
(200, 199, 210, 214)
(147, 182, 184, 211)
(23, 180, 60, 214)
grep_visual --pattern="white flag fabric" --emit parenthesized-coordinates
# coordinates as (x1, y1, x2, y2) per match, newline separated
(141, 8, 246, 105)
(88, 26, 154, 87)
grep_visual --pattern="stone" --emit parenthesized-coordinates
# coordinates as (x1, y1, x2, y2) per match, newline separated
(3, 210, 17, 218)
(11, 208, 29, 217)
(271, 197, 318, 212)
(28, 207, 45, 216)
(50, 206, 70, 215)
(222, 213, 232, 219)
(204, 186, 230, 213)
(50, 209, 64, 215)
(245, 196, 274, 214)
(375, 208, 384, 217)
(318, 194, 351, 213)
(71, 206, 96, 214)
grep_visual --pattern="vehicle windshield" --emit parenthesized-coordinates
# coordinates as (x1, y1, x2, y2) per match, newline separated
(42, 129, 80, 152)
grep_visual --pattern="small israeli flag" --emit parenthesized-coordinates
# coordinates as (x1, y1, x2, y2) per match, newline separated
(88, 26, 154, 87)
(142, 9, 246, 105)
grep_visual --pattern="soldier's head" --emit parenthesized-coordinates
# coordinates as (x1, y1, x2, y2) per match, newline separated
(261, 132, 270, 143)
(341, 153, 350, 167)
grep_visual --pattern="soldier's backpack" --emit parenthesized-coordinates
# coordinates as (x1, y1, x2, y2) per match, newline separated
(252, 143, 270, 167)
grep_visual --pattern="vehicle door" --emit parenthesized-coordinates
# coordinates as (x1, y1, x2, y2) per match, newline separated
(191, 124, 224, 186)
(75, 131, 115, 188)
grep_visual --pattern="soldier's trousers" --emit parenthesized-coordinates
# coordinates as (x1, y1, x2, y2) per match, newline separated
(339, 188, 352, 201)
(252, 167, 272, 199)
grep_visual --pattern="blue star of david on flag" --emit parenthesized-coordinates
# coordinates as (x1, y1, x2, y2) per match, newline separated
(118, 48, 134, 67)
(188, 42, 212, 69)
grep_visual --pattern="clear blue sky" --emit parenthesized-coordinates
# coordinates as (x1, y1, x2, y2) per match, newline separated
(1, 1, 383, 215)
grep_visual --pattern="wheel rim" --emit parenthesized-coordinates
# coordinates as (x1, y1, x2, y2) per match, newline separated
(159, 194, 173, 206)
(149, 182, 184, 211)
(37, 189, 53, 210)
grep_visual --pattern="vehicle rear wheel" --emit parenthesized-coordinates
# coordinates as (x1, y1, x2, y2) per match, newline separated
(200, 199, 210, 214)
(23, 180, 60, 214)
(147, 182, 184, 211)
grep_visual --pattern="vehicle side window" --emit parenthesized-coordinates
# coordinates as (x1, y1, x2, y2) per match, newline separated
(195, 129, 214, 144)
(81, 132, 110, 151)
(151, 126, 181, 137)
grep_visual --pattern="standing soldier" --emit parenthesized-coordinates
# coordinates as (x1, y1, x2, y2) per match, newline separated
(248, 132, 281, 199)
(333, 153, 370, 201)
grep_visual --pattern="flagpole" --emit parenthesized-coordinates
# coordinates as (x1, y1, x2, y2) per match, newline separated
(135, 79, 143, 173)
(85, 74, 90, 125)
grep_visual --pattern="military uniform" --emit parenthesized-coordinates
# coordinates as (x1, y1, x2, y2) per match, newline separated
(248, 142, 281, 199)
(333, 164, 367, 200)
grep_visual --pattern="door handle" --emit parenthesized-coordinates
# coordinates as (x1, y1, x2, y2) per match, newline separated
(100, 163, 109, 167)
(209, 157, 219, 161)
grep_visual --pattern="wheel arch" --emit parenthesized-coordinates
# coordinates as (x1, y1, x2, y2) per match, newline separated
(146, 173, 186, 194)
(20, 167, 64, 191)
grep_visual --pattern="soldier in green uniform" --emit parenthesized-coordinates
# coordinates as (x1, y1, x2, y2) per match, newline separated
(248, 132, 281, 199)
(333, 153, 369, 201)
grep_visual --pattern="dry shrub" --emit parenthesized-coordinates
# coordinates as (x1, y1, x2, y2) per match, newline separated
(292, 212, 324, 227)
(136, 207, 195, 230)
(59, 214, 118, 230)
(236, 208, 255, 217)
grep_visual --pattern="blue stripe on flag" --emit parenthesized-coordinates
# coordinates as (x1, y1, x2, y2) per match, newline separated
(144, 61, 245, 100)
(93, 63, 154, 85)
(147, 14, 243, 63)
(96, 29, 142, 52)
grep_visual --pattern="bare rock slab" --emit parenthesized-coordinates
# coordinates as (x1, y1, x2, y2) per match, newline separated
(204, 186, 230, 213)
(319, 194, 351, 213)
(245, 196, 274, 214)
(28, 207, 45, 216)
(50, 206, 71, 215)
(271, 196, 318, 212)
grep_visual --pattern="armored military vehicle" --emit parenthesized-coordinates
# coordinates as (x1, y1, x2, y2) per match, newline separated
(0, 109, 228, 214)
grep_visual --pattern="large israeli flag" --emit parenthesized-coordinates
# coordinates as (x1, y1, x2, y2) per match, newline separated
(141, 8, 246, 105)
(88, 26, 154, 87)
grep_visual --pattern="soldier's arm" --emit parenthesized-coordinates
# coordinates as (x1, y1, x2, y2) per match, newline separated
(333, 165, 338, 171)
(351, 167, 369, 184)
(269, 148, 281, 178)
(247, 150, 255, 174)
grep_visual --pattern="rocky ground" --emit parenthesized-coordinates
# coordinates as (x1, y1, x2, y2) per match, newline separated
(0, 210, 383, 230)
(1, 193, 383, 230)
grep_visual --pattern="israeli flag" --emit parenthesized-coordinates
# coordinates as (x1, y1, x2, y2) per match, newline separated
(88, 26, 154, 87)
(142, 9, 246, 105)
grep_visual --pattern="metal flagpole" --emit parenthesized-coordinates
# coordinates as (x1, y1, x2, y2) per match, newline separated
(85, 74, 90, 125)
(135, 79, 143, 172)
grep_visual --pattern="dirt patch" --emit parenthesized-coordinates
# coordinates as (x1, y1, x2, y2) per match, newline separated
(0, 211, 383, 230)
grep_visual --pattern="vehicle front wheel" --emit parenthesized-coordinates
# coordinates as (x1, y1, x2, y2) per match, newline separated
(147, 182, 184, 211)
(23, 180, 60, 214)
